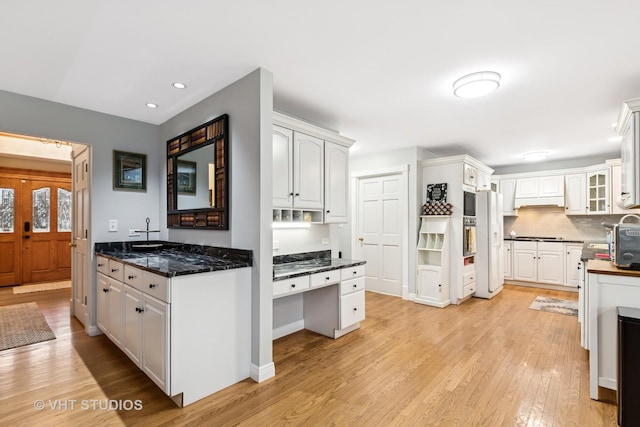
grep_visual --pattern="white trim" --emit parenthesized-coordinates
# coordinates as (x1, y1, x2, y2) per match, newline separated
(250, 362, 276, 383)
(421, 154, 494, 175)
(272, 320, 305, 340)
(273, 111, 354, 147)
(351, 165, 410, 300)
(86, 325, 102, 336)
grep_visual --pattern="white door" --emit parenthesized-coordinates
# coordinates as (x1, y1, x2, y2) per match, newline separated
(71, 147, 90, 326)
(356, 174, 402, 296)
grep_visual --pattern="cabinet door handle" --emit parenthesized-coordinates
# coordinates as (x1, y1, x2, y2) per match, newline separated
(149, 283, 157, 289)
(290, 284, 296, 288)
(128, 275, 136, 280)
(353, 307, 358, 311)
(98, 263, 105, 267)
(111, 268, 119, 272)
(289, 192, 294, 196)
(326, 210, 331, 214)
(326, 276, 330, 281)
(103, 288, 109, 292)
(353, 284, 357, 288)
(295, 193, 300, 197)
(135, 307, 144, 313)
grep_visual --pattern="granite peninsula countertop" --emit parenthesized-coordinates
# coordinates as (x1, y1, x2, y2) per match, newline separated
(273, 250, 366, 281)
(504, 237, 584, 243)
(95, 241, 252, 277)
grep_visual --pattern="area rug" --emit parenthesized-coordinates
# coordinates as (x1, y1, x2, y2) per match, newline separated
(13, 280, 71, 294)
(529, 296, 578, 317)
(0, 302, 56, 351)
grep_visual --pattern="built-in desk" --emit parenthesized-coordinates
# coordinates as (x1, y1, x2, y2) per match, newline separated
(587, 259, 640, 400)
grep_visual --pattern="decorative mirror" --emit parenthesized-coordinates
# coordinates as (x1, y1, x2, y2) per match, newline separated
(167, 114, 229, 229)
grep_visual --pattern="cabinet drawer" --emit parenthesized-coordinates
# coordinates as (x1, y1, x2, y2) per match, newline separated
(96, 256, 109, 275)
(124, 265, 170, 303)
(463, 271, 476, 286)
(340, 290, 365, 329)
(463, 282, 476, 298)
(340, 276, 365, 296)
(273, 275, 310, 298)
(310, 269, 341, 288)
(108, 260, 124, 282)
(341, 265, 365, 281)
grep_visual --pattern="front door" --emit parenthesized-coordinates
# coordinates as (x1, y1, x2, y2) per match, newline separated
(22, 178, 72, 284)
(355, 173, 403, 296)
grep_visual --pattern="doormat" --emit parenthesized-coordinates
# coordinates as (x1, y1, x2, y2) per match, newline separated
(0, 302, 56, 351)
(13, 281, 71, 294)
(529, 296, 578, 317)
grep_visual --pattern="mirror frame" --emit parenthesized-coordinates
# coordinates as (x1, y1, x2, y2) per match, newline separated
(167, 114, 229, 230)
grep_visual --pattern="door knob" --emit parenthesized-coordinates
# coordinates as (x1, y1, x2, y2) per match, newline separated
(358, 236, 364, 242)
(69, 241, 77, 247)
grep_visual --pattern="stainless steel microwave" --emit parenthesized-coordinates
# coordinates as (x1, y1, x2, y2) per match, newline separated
(463, 191, 476, 216)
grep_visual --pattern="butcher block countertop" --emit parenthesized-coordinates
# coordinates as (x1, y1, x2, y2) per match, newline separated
(587, 259, 640, 277)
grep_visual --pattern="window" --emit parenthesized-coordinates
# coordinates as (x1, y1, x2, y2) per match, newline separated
(0, 188, 14, 233)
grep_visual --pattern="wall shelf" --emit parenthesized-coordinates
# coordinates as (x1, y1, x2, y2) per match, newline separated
(272, 208, 323, 224)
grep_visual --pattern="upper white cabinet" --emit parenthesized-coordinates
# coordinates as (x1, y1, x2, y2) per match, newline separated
(564, 173, 586, 215)
(608, 159, 640, 214)
(273, 112, 354, 223)
(514, 175, 564, 208)
(476, 169, 491, 191)
(463, 163, 477, 188)
(616, 99, 640, 208)
(586, 169, 609, 215)
(499, 179, 517, 216)
(324, 142, 349, 223)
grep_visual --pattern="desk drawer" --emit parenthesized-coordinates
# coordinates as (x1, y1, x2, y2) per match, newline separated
(124, 265, 170, 303)
(310, 269, 341, 288)
(108, 260, 124, 282)
(273, 275, 310, 298)
(341, 265, 365, 281)
(340, 290, 365, 329)
(96, 256, 109, 275)
(340, 276, 365, 296)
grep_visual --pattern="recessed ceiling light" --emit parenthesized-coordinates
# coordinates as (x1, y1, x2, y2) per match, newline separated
(172, 82, 187, 89)
(608, 136, 623, 143)
(611, 122, 618, 128)
(522, 151, 548, 162)
(453, 71, 501, 98)
(146, 103, 158, 109)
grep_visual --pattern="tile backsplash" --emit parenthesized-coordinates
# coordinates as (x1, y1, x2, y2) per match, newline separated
(503, 206, 629, 241)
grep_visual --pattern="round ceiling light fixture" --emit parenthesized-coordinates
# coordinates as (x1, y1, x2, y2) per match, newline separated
(172, 82, 187, 89)
(453, 71, 501, 98)
(145, 103, 158, 109)
(522, 151, 548, 162)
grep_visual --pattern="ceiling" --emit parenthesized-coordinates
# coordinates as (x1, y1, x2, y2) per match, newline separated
(2, 1, 639, 168)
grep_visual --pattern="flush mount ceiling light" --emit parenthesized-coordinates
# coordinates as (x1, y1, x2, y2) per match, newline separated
(145, 103, 158, 109)
(172, 82, 187, 89)
(522, 151, 548, 162)
(453, 71, 501, 98)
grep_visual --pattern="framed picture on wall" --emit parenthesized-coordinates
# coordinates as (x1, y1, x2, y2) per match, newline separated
(427, 183, 447, 202)
(113, 150, 146, 191)
(177, 160, 196, 194)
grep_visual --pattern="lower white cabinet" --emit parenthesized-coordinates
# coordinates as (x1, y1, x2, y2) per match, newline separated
(416, 266, 449, 307)
(96, 255, 251, 407)
(564, 244, 583, 288)
(510, 241, 568, 286)
(503, 241, 513, 280)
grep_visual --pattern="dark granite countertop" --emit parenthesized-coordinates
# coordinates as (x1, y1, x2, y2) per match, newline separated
(504, 237, 584, 243)
(95, 241, 252, 277)
(273, 250, 366, 281)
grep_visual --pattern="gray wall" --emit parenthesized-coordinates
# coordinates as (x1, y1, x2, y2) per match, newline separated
(159, 68, 274, 374)
(0, 89, 160, 330)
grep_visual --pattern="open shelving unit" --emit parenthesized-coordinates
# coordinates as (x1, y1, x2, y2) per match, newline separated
(415, 215, 451, 308)
(272, 208, 323, 224)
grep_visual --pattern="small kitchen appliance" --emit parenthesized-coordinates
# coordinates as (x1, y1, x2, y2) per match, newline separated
(612, 214, 640, 269)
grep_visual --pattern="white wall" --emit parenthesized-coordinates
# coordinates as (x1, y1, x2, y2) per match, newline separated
(344, 146, 438, 295)
(159, 68, 275, 379)
(273, 225, 334, 255)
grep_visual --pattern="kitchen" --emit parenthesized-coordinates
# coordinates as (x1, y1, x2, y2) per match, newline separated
(3, 2, 640, 425)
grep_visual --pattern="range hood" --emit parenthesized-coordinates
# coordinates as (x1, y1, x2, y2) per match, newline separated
(514, 196, 565, 208)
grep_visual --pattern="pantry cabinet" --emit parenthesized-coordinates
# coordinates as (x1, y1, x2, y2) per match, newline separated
(415, 216, 450, 308)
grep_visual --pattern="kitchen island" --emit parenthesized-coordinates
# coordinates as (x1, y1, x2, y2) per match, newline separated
(586, 258, 640, 400)
(273, 250, 366, 339)
(95, 241, 252, 407)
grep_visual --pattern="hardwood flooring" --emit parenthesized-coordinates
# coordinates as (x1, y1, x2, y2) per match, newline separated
(0, 285, 617, 426)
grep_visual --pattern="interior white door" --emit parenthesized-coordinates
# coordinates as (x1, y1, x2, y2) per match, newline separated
(71, 147, 90, 326)
(356, 174, 402, 296)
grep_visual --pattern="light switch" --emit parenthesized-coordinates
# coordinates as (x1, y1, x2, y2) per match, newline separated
(108, 220, 118, 232)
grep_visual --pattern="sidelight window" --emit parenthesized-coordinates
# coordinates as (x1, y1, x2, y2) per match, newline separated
(0, 188, 14, 233)
(57, 189, 71, 232)
(33, 187, 50, 233)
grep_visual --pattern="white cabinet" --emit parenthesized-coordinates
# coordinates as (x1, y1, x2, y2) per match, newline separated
(339, 268, 365, 329)
(96, 257, 124, 349)
(609, 160, 640, 214)
(415, 216, 450, 308)
(123, 285, 143, 366)
(539, 176, 565, 197)
(476, 169, 491, 190)
(586, 169, 610, 215)
(515, 177, 539, 198)
(463, 163, 477, 188)
(514, 175, 565, 208)
(512, 241, 564, 285)
(499, 179, 517, 216)
(617, 101, 640, 208)
(564, 173, 586, 215)
(503, 241, 513, 280)
(324, 141, 349, 223)
(271, 126, 323, 210)
(564, 243, 583, 288)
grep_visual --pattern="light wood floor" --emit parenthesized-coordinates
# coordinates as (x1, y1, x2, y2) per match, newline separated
(0, 285, 617, 426)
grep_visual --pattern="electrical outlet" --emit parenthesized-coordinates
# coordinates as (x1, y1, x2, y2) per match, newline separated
(273, 240, 279, 250)
(129, 229, 141, 237)
(322, 238, 330, 245)
(108, 220, 118, 232)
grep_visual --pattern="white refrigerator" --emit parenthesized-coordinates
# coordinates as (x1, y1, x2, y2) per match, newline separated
(475, 190, 504, 299)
